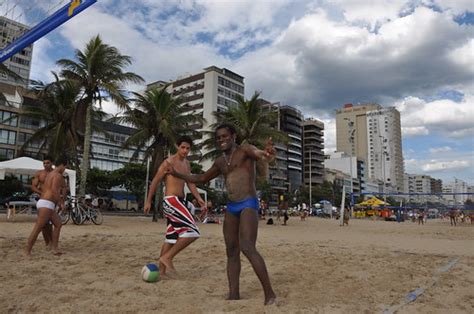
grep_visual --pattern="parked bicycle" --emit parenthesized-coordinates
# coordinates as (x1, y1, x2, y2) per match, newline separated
(77, 201, 103, 225)
(59, 196, 84, 225)
(59, 196, 102, 225)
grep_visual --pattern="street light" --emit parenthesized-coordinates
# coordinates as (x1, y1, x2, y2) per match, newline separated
(379, 136, 388, 202)
(309, 150, 312, 209)
(344, 118, 355, 214)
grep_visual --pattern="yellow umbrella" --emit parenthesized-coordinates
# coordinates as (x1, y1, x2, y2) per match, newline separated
(356, 197, 389, 207)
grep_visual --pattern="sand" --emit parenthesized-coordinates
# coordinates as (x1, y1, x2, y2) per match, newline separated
(0, 214, 473, 313)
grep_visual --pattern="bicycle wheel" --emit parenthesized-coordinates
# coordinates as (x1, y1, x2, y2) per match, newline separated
(72, 205, 86, 225)
(91, 208, 103, 225)
(58, 208, 70, 225)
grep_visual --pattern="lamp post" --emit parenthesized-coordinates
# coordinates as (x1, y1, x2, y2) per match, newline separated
(379, 136, 387, 202)
(309, 150, 312, 209)
(344, 118, 355, 214)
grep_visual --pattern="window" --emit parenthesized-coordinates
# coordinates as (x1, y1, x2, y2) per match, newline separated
(0, 148, 14, 159)
(0, 129, 16, 144)
(0, 111, 18, 126)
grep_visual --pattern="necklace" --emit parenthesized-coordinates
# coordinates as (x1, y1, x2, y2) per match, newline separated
(223, 146, 236, 166)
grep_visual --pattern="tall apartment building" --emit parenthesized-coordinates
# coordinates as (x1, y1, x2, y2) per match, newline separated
(280, 105, 303, 192)
(336, 103, 404, 192)
(336, 103, 380, 162)
(147, 66, 245, 189)
(0, 16, 33, 87)
(303, 118, 324, 187)
(404, 173, 435, 203)
(442, 178, 469, 205)
(258, 100, 289, 203)
(366, 107, 404, 191)
(0, 83, 47, 160)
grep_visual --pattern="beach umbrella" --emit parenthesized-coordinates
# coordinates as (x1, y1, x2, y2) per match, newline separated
(356, 197, 390, 207)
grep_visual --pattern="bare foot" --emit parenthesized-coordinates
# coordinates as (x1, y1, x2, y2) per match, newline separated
(265, 297, 277, 305)
(159, 260, 166, 277)
(23, 250, 32, 258)
(52, 250, 63, 256)
(159, 256, 176, 273)
(265, 293, 277, 305)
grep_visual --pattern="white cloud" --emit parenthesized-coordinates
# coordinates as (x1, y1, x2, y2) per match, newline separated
(396, 96, 474, 139)
(402, 126, 430, 137)
(421, 160, 470, 172)
(429, 146, 452, 154)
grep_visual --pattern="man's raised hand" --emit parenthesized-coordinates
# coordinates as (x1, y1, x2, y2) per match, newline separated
(263, 137, 276, 161)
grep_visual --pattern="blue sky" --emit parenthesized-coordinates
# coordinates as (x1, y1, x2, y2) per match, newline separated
(2, 0, 473, 184)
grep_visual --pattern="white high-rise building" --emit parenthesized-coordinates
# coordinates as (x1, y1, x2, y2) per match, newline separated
(336, 104, 404, 192)
(366, 107, 404, 191)
(0, 16, 33, 87)
(443, 178, 469, 205)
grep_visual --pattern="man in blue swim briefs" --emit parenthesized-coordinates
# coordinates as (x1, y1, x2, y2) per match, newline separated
(25, 156, 68, 256)
(143, 136, 207, 277)
(169, 123, 277, 305)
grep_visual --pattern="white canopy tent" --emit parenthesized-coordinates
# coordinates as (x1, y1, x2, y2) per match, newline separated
(0, 157, 77, 197)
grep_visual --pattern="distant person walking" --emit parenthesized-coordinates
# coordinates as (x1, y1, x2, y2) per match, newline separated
(449, 208, 457, 226)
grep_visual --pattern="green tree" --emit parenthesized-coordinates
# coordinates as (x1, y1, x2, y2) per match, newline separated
(112, 163, 147, 207)
(202, 91, 287, 181)
(116, 86, 204, 220)
(19, 75, 84, 167)
(57, 35, 144, 196)
(86, 167, 114, 196)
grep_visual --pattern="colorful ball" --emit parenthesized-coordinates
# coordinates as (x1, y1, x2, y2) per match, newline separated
(141, 263, 160, 282)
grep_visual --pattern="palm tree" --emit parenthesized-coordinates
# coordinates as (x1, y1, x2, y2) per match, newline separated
(18, 74, 85, 166)
(57, 35, 144, 196)
(115, 86, 205, 220)
(202, 91, 287, 181)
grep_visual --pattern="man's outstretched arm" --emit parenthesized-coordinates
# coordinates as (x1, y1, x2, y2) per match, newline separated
(171, 162, 221, 184)
(244, 137, 276, 162)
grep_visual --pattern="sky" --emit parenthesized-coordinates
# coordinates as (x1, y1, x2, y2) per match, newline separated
(2, 0, 473, 185)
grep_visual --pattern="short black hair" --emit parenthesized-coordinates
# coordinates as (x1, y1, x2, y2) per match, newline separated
(216, 123, 236, 135)
(177, 135, 193, 147)
(54, 156, 68, 167)
(43, 155, 54, 162)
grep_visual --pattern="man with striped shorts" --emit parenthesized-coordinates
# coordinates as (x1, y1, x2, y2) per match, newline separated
(143, 136, 206, 277)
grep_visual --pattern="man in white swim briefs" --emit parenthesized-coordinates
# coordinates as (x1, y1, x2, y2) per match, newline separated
(25, 156, 68, 256)
(31, 155, 54, 247)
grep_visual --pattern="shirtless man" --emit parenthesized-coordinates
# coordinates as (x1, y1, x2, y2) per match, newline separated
(449, 208, 457, 226)
(170, 123, 277, 305)
(143, 136, 206, 277)
(25, 157, 67, 256)
(31, 155, 54, 247)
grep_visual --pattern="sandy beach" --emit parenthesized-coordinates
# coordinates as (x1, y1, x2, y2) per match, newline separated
(0, 214, 473, 313)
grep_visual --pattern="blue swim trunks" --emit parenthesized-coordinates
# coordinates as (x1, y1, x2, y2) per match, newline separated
(226, 197, 259, 217)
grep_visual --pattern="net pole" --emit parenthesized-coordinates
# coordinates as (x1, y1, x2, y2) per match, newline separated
(0, 0, 97, 63)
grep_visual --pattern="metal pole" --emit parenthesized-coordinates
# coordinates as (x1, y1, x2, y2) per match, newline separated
(144, 156, 150, 202)
(309, 150, 312, 209)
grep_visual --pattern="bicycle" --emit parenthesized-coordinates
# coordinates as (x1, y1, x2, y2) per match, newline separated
(75, 199, 103, 225)
(59, 196, 85, 225)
